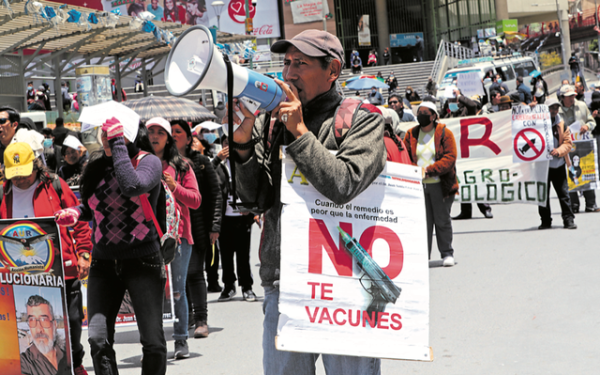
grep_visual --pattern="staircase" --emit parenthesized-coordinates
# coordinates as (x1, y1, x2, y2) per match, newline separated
(338, 61, 435, 104)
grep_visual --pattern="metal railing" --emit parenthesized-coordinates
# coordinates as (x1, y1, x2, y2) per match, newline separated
(430, 40, 475, 82)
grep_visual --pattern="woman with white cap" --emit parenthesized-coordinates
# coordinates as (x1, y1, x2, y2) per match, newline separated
(146, 117, 201, 359)
(403, 101, 458, 266)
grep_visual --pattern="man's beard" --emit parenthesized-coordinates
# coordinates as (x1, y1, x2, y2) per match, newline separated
(33, 328, 56, 355)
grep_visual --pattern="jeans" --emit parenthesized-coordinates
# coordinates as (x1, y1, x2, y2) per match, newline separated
(539, 166, 574, 224)
(87, 253, 167, 375)
(66, 279, 84, 368)
(569, 189, 597, 211)
(262, 286, 381, 375)
(187, 238, 208, 323)
(571, 69, 579, 83)
(424, 183, 455, 259)
(171, 239, 193, 340)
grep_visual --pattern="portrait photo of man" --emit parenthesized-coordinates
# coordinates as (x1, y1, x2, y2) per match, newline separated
(18, 293, 70, 375)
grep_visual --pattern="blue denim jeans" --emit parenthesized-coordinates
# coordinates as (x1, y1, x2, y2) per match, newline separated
(87, 252, 167, 375)
(170, 238, 193, 340)
(262, 286, 381, 375)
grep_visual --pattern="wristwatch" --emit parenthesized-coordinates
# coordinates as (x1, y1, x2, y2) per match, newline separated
(80, 252, 90, 261)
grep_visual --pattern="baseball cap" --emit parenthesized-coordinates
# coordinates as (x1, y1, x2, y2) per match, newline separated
(271, 29, 345, 68)
(559, 85, 576, 97)
(146, 117, 171, 135)
(546, 96, 560, 107)
(4, 142, 35, 180)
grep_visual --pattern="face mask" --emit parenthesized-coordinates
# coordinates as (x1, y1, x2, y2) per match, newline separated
(203, 133, 217, 144)
(27, 86, 33, 91)
(497, 79, 502, 83)
(449, 102, 459, 112)
(406, 90, 412, 94)
(43, 138, 53, 148)
(417, 114, 431, 127)
(371, 89, 376, 93)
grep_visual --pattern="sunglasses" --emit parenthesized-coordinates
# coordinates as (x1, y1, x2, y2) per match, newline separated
(388, 101, 399, 104)
(0, 118, 9, 125)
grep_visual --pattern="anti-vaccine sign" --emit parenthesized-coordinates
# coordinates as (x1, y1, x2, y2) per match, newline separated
(512, 104, 553, 163)
(0, 218, 73, 375)
(277, 149, 431, 361)
(457, 72, 485, 98)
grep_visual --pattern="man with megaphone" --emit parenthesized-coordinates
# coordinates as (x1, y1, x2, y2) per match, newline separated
(227, 29, 386, 375)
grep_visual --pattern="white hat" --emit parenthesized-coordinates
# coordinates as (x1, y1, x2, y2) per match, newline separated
(417, 101, 439, 117)
(146, 117, 171, 135)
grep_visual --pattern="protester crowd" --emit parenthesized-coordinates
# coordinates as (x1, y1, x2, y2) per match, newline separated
(6, 28, 600, 375)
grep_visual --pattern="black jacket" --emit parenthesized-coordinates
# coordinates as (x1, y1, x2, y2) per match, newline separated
(188, 151, 222, 246)
(442, 95, 478, 118)
(213, 157, 230, 217)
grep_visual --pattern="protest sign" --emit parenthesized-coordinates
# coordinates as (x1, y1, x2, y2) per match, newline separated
(512, 105, 553, 163)
(438, 111, 549, 205)
(290, 0, 330, 24)
(457, 72, 485, 97)
(277, 150, 431, 361)
(567, 139, 599, 192)
(0, 217, 73, 375)
(569, 121, 593, 142)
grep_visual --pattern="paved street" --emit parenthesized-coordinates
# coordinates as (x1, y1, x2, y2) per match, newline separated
(81, 194, 600, 374)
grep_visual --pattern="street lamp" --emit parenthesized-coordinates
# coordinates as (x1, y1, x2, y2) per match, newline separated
(211, 1, 224, 30)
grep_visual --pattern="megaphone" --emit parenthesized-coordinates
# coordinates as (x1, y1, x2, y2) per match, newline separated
(165, 25, 284, 112)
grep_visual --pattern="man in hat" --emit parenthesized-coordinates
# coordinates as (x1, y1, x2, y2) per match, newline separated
(230, 29, 385, 374)
(539, 96, 577, 229)
(1, 142, 92, 375)
(558, 84, 600, 213)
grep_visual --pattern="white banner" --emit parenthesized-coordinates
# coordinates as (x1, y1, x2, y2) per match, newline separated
(442, 111, 549, 204)
(511, 105, 554, 163)
(358, 15, 371, 47)
(277, 150, 431, 361)
(457, 72, 484, 98)
(290, 0, 329, 24)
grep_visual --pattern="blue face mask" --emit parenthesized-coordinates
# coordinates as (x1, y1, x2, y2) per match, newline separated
(449, 102, 459, 112)
(27, 86, 33, 91)
(497, 78, 503, 83)
(43, 138, 53, 148)
(204, 133, 217, 144)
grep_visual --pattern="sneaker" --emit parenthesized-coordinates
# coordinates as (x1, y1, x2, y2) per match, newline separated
(585, 206, 600, 212)
(538, 222, 552, 230)
(243, 289, 257, 302)
(218, 285, 236, 302)
(74, 365, 89, 375)
(194, 321, 209, 338)
(563, 219, 577, 229)
(174, 339, 190, 359)
(207, 283, 223, 293)
(442, 256, 455, 267)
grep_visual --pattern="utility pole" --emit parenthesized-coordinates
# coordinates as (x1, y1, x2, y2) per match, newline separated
(245, 0, 253, 70)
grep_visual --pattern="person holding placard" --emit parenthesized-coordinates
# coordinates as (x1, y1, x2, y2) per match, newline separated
(558, 85, 600, 213)
(538, 97, 577, 229)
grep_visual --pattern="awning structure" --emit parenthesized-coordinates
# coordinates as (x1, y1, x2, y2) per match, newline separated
(0, 0, 254, 77)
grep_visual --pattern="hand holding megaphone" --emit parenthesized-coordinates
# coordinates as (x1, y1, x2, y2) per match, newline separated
(222, 98, 256, 145)
(272, 79, 308, 140)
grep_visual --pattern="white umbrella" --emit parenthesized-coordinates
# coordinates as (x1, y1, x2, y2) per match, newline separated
(79, 101, 141, 142)
(193, 121, 223, 133)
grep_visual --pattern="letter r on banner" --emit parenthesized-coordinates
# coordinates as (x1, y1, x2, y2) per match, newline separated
(460, 117, 501, 158)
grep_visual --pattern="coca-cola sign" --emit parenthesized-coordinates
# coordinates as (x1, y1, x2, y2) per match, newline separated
(254, 24, 274, 36)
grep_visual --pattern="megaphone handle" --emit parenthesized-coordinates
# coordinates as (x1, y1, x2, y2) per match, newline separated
(223, 53, 239, 205)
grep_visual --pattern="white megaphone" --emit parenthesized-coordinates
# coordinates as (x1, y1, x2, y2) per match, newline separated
(165, 25, 285, 112)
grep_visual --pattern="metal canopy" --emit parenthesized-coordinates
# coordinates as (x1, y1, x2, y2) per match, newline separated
(0, 0, 254, 62)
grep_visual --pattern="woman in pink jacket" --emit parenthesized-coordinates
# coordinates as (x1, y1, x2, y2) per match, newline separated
(146, 117, 201, 359)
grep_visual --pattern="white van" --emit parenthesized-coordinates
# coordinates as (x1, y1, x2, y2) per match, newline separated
(436, 55, 540, 104)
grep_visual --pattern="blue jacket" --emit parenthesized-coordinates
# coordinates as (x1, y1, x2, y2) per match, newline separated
(517, 83, 532, 104)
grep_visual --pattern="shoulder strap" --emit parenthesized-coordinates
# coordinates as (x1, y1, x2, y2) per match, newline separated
(334, 98, 363, 147)
(131, 151, 164, 238)
(51, 175, 62, 199)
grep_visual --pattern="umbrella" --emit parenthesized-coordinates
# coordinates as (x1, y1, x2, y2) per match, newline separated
(122, 95, 217, 123)
(343, 75, 385, 87)
(193, 121, 222, 133)
(346, 77, 389, 90)
(79, 100, 140, 142)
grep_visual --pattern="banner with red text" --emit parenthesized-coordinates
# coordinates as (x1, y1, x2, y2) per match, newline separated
(277, 150, 431, 361)
(0, 218, 73, 375)
(441, 111, 549, 205)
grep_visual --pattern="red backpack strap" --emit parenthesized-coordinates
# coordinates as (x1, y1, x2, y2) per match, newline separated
(131, 151, 164, 238)
(334, 98, 363, 147)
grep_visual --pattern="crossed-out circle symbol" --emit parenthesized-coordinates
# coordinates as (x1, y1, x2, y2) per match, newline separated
(514, 128, 545, 161)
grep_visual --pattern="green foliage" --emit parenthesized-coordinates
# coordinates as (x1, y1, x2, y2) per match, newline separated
(539, 51, 562, 69)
